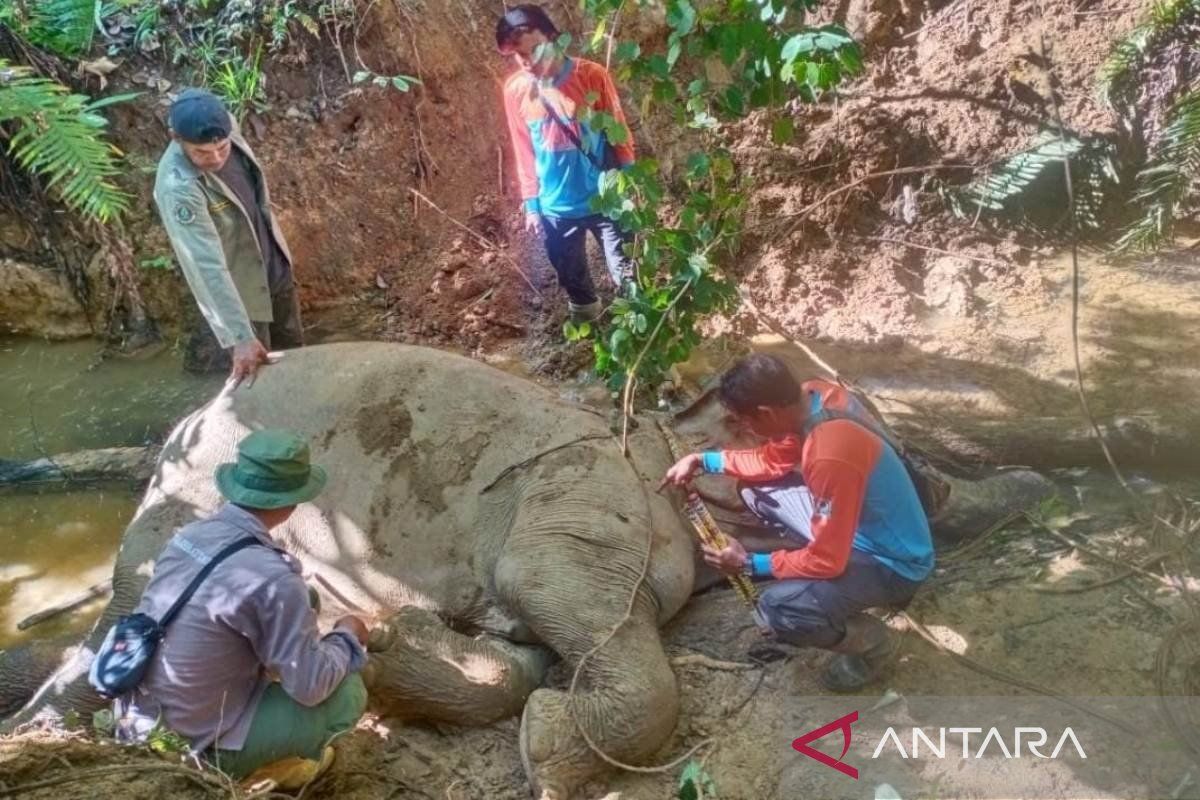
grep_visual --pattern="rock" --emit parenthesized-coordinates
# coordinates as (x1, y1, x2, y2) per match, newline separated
(0, 259, 91, 338)
(922, 256, 976, 317)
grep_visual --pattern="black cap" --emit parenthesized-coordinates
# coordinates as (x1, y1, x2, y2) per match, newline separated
(495, 5, 560, 52)
(169, 88, 231, 144)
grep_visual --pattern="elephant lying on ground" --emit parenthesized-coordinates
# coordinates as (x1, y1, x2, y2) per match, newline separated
(3, 342, 1053, 797)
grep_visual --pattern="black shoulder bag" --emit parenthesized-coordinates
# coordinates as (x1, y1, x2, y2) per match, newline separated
(89, 536, 261, 699)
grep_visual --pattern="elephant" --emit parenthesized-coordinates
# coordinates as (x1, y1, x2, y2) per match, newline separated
(2, 342, 1054, 797)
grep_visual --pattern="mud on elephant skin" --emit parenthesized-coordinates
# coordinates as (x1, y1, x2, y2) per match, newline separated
(6, 342, 697, 799)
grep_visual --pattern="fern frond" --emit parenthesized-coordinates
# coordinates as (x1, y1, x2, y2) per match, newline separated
(949, 132, 1119, 231)
(1097, 0, 1200, 106)
(1116, 87, 1200, 251)
(23, 0, 98, 57)
(0, 61, 132, 223)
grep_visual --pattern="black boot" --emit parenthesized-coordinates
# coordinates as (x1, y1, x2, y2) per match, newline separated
(819, 614, 896, 693)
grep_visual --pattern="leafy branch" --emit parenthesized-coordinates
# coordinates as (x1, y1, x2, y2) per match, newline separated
(0, 60, 137, 223)
(571, 0, 862, 406)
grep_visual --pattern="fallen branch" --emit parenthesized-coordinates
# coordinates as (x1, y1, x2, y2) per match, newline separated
(670, 653, 758, 672)
(0, 763, 233, 797)
(17, 579, 113, 630)
(480, 434, 612, 493)
(407, 188, 541, 297)
(899, 611, 1137, 734)
(1024, 513, 1175, 589)
(849, 234, 1009, 266)
(779, 163, 978, 234)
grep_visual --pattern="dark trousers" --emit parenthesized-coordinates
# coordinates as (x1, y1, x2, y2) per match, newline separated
(740, 476, 922, 648)
(183, 284, 304, 374)
(540, 213, 633, 306)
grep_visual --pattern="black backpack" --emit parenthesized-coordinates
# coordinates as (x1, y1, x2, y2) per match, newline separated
(88, 537, 261, 699)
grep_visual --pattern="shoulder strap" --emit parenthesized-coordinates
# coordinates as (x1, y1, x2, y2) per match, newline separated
(160, 536, 261, 628)
(803, 394, 904, 456)
(535, 88, 604, 171)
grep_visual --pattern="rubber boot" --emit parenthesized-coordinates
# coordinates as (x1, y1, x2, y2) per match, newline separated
(567, 300, 601, 323)
(819, 614, 896, 693)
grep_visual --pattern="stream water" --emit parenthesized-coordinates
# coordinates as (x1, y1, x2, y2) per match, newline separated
(0, 338, 221, 649)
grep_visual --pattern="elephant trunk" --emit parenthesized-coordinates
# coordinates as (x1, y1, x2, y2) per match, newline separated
(2, 562, 143, 728)
(520, 616, 680, 799)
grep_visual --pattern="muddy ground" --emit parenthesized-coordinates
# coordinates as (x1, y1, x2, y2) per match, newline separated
(3, 0, 1199, 796)
(3, 466, 1199, 799)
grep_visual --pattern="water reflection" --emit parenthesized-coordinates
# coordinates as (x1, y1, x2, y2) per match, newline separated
(0, 486, 137, 648)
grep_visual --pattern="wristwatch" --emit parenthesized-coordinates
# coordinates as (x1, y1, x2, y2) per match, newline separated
(740, 555, 754, 580)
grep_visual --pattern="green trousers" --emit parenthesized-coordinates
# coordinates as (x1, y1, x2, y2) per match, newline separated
(209, 673, 367, 778)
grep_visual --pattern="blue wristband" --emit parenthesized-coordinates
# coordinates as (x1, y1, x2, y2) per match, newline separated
(701, 452, 724, 474)
(749, 553, 773, 578)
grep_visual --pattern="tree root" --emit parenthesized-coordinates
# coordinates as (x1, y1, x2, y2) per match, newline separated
(0, 762, 235, 798)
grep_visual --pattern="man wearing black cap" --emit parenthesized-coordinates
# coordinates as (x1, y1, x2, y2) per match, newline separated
(497, 4, 637, 323)
(155, 88, 302, 386)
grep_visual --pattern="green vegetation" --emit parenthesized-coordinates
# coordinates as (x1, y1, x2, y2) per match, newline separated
(0, 60, 136, 223)
(1099, 0, 1200, 251)
(573, 0, 862, 400)
(943, 132, 1119, 232)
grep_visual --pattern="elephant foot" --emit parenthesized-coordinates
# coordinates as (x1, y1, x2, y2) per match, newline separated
(363, 606, 553, 726)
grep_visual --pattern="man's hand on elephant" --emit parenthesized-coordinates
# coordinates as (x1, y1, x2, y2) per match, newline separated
(701, 538, 749, 576)
(335, 615, 370, 647)
(659, 453, 704, 491)
(228, 339, 271, 389)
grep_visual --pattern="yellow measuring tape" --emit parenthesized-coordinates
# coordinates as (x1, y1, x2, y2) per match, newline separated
(658, 420, 759, 608)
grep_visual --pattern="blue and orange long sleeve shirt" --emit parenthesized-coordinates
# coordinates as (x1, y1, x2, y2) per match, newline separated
(502, 57, 635, 219)
(702, 380, 934, 583)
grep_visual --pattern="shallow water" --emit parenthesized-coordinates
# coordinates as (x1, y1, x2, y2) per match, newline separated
(0, 338, 219, 458)
(0, 487, 138, 648)
(0, 338, 221, 650)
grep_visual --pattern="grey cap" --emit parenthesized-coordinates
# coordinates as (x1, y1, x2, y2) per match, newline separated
(169, 88, 231, 144)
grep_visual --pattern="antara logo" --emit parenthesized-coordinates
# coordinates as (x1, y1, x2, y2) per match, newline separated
(792, 711, 859, 779)
(793, 712, 1088, 778)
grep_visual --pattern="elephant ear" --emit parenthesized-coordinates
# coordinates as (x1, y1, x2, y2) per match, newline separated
(677, 759, 717, 800)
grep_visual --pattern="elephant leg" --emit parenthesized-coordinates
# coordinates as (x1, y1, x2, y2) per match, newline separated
(494, 511, 679, 798)
(0, 634, 80, 720)
(362, 606, 553, 726)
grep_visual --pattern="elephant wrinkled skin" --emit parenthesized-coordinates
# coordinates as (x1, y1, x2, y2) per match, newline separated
(3, 342, 1055, 797)
(7, 342, 696, 798)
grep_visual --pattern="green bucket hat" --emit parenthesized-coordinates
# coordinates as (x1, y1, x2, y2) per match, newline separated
(215, 429, 327, 509)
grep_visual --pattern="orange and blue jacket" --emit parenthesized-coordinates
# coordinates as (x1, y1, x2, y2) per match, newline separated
(701, 380, 934, 583)
(502, 57, 635, 219)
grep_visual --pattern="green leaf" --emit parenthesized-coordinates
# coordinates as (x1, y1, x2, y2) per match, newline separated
(635, 313, 648, 333)
(668, 36, 683, 69)
(771, 116, 795, 144)
(614, 41, 641, 62)
(391, 76, 410, 91)
(353, 70, 371, 83)
(372, 75, 389, 87)
(686, 252, 710, 278)
(590, 17, 607, 50)
(86, 92, 143, 111)
(667, 0, 697, 35)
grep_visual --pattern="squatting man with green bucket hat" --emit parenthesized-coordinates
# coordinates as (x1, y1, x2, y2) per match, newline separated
(113, 429, 369, 786)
